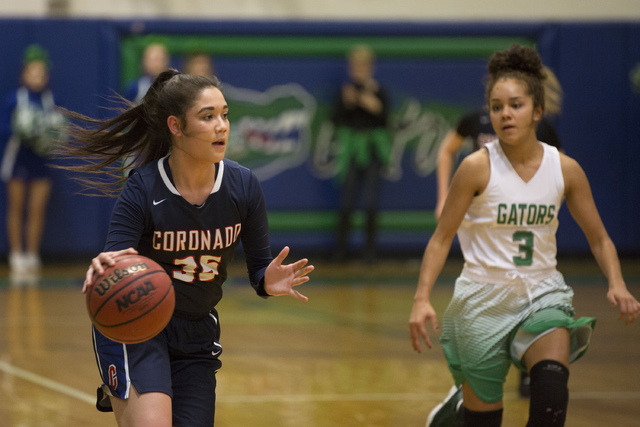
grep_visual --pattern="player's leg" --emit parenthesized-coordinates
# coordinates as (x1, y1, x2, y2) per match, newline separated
(169, 312, 222, 427)
(170, 355, 218, 426)
(458, 382, 504, 427)
(522, 327, 570, 427)
(25, 177, 51, 269)
(92, 326, 174, 426)
(427, 382, 504, 427)
(431, 274, 511, 426)
(110, 386, 172, 427)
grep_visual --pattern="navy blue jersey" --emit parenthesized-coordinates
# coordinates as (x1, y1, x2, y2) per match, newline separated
(456, 110, 562, 151)
(104, 156, 271, 317)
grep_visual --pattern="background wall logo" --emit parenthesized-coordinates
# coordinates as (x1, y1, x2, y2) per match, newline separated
(312, 98, 453, 181)
(224, 83, 316, 181)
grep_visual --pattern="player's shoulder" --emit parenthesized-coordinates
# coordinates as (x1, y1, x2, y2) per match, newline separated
(558, 151, 582, 175)
(221, 158, 243, 171)
(461, 144, 491, 169)
(124, 159, 164, 194)
(558, 151, 589, 193)
(222, 159, 258, 181)
(129, 160, 160, 180)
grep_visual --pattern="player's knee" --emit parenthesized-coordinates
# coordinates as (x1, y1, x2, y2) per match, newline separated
(527, 359, 569, 427)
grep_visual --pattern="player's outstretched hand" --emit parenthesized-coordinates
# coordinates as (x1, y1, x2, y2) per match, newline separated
(82, 248, 138, 294)
(607, 286, 640, 324)
(409, 299, 439, 353)
(264, 246, 313, 302)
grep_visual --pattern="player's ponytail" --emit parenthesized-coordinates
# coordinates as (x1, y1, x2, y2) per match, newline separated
(53, 69, 222, 196)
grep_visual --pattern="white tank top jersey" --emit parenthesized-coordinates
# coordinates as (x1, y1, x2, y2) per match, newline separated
(457, 141, 565, 274)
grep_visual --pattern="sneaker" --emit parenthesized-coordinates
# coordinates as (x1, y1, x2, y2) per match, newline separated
(427, 385, 463, 427)
(9, 252, 28, 273)
(23, 252, 41, 272)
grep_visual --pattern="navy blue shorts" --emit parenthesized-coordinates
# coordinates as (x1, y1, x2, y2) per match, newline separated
(93, 309, 223, 426)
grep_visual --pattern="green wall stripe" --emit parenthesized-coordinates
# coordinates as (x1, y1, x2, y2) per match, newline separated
(267, 210, 437, 232)
(120, 34, 533, 86)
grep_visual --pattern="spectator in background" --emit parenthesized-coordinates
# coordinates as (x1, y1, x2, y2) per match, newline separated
(332, 44, 391, 263)
(435, 66, 564, 219)
(183, 52, 215, 78)
(124, 43, 170, 104)
(1, 44, 66, 274)
(121, 43, 171, 174)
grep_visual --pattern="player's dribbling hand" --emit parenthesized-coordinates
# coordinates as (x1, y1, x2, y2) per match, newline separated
(264, 246, 314, 302)
(82, 248, 138, 294)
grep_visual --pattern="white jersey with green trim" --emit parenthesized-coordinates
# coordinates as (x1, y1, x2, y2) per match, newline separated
(457, 140, 564, 273)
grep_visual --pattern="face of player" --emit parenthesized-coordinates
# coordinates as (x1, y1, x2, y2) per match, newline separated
(171, 86, 229, 165)
(22, 61, 49, 93)
(489, 77, 542, 146)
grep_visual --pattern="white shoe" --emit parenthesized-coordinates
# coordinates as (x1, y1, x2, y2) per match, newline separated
(9, 252, 28, 273)
(426, 385, 463, 427)
(24, 252, 41, 272)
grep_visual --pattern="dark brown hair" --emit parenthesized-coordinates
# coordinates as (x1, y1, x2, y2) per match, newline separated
(485, 44, 546, 113)
(54, 69, 223, 196)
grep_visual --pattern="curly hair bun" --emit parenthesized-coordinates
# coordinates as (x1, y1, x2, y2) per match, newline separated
(488, 44, 544, 80)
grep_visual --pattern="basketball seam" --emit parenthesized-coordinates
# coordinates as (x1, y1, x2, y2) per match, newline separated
(95, 285, 174, 329)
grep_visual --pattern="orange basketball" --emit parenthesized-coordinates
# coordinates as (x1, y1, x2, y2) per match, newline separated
(86, 254, 175, 344)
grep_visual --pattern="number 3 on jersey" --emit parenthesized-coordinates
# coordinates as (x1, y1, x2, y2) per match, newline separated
(512, 231, 534, 266)
(174, 255, 221, 282)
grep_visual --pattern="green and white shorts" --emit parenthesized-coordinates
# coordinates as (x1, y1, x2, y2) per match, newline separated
(439, 267, 596, 403)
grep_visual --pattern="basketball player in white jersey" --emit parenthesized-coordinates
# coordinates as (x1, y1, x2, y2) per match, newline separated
(409, 44, 640, 427)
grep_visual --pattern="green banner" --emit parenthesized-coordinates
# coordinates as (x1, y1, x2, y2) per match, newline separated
(120, 34, 533, 87)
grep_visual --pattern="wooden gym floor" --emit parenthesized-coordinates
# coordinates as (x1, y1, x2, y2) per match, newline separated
(0, 256, 639, 427)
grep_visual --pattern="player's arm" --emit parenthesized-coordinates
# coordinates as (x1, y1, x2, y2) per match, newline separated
(561, 154, 640, 323)
(83, 173, 146, 292)
(239, 171, 272, 297)
(410, 149, 489, 352)
(435, 130, 466, 218)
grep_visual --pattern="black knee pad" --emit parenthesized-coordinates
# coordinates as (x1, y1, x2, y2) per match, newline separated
(458, 406, 503, 427)
(527, 359, 569, 427)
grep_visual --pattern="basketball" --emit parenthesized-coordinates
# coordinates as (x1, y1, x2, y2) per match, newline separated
(86, 254, 175, 344)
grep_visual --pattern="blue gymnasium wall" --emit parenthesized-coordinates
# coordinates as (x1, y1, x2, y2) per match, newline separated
(0, 19, 638, 260)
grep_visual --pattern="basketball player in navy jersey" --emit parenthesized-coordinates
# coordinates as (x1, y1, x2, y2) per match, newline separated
(56, 70, 313, 427)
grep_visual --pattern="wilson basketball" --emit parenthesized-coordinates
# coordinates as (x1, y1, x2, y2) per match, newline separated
(86, 254, 175, 344)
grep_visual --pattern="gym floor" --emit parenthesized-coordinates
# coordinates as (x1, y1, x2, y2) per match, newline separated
(0, 256, 638, 426)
